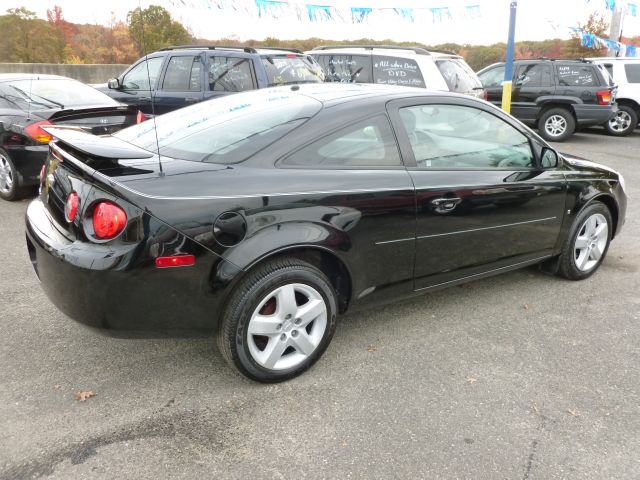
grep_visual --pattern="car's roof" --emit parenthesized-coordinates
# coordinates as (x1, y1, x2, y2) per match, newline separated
(270, 82, 455, 105)
(0, 73, 73, 83)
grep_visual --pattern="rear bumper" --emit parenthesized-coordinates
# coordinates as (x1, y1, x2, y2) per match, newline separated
(25, 198, 234, 333)
(6, 145, 48, 186)
(573, 104, 618, 126)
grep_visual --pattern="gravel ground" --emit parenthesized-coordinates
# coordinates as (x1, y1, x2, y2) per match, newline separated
(0, 129, 638, 479)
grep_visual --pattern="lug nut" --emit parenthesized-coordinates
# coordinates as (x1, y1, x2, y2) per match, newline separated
(280, 333, 286, 341)
(285, 314, 292, 319)
(276, 324, 282, 330)
(294, 318, 301, 325)
(291, 330, 298, 337)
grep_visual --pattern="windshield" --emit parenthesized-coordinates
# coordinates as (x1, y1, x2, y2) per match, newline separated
(115, 89, 322, 164)
(435, 58, 482, 93)
(261, 55, 324, 86)
(0, 78, 117, 110)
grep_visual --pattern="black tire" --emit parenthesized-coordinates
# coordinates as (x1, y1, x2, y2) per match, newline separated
(557, 202, 612, 280)
(538, 108, 576, 142)
(0, 148, 28, 201)
(605, 104, 638, 137)
(217, 258, 338, 382)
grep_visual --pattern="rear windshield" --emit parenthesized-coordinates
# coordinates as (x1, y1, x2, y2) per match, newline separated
(260, 55, 324, 86)
(435, 58, 482, 93)
(115, 89, 322, 164)
(0, 78, 117, 110)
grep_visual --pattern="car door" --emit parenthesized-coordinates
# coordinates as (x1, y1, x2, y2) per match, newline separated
(477, 64, 505, 105)
(512, 63, 554, 123)
(112, 56, 164, 115)
(152, 54, 205, 115)
(202, 54, 257, 101)
(387, 96, 567, 291)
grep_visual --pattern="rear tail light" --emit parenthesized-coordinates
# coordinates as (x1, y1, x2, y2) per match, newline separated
(24, 120, 54, 143)
(286, 53, 297, 58)
(136, 110, 148, 123)
(596, 89, 612, 105)
(92, 201, 127, 239)
(65, 192, 79, 222)
(155, 255, 195, 268)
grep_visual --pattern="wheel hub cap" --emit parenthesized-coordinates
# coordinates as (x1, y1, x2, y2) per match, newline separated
(247, 283, 327, 371)
(0, 156, 13, 193)
(545, 115, 567, 137)
(574, 213, 608, 272)
(609, 111, 631, 131)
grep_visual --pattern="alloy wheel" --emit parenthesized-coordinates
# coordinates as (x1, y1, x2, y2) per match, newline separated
(608, 110, 632, 133)
(574, 213, 608, 272)
(544, 115, 567, 137)
(247, 283, 327, 370)
(0, 154, 14, 194)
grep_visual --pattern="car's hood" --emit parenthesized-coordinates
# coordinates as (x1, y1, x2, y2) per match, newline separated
(560, 152, 618, 177)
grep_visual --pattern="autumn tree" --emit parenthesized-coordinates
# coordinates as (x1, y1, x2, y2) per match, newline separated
(0, 7, 65, 62)
(127, 5, 191, 55)
(565, 12, 609, 58)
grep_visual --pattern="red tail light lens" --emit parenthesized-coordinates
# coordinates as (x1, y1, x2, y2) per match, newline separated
(64, 192, 79, 222)
(136, 110, 148, 123)
(155, 255, 195, 268)
(596, 89, 612, 105)
(24, 120, 54, 143)
(92, 201, 127, 239)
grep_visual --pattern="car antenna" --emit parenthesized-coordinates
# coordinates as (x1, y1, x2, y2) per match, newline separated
(139, 0, 164, 177)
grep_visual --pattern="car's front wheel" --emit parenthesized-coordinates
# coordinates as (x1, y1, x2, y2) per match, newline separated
(605, 104, 638, 136)
(218, 258, 338, 382)
(538, 108, 576, 142)
(557, 202, 612, 280)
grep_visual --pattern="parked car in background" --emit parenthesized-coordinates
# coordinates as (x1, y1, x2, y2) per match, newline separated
(26, 83, 626, 382)
(0, 74, 140, 201)
(308, 45, 486, 99)
(587, 57, 640, 136)
(477, 59, 617, 142)
(95, 45, 325, 115)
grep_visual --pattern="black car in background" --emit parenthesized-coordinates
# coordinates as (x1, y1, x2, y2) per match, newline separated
(95, 45, 325, 115)
(477, 59, 617, 141)
(26, 84, 626, 382)
(0, 74, 140, 201)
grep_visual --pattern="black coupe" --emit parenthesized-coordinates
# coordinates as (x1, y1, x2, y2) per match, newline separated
(0, 74, 141, 201)
(25, 84, 627, 382)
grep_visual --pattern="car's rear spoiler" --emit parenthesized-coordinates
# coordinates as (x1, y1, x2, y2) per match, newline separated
(42, 126, 154, 160)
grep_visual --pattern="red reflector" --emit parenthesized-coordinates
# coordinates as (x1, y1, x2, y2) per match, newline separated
(39, 165, 46, 186)
(24, 120, 54, 143)
(286, 53, 297, 58)
(92, 201, 127, 239)
(482, 89, 488, 101)
(136, 110, 148, 123)
(596, 89, 612, 105)
(155, 255, 195, 268)
(65, 192, 79, 222)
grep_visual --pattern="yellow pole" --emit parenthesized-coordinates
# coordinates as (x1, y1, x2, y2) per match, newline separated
(501, 80, 513, 114)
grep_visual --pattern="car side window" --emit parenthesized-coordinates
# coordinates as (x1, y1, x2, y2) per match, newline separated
(479, 66, 505, 88)
(122, 57, 164, 90)
(556, 65, 596, 86)
(315, 55, 372, 83)
(515, 64, 552, 87)
(624, 64, 640, 83)
(282, 115, 402, 168)
(400, 104, 534, 169)
(162, 56, 202, 91)
(208, 56, 254, 92)
(372, 56, 425, 88)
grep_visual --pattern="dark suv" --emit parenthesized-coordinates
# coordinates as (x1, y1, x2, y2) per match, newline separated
(95, 45, 324, 115)
(477, 59, 617, 141)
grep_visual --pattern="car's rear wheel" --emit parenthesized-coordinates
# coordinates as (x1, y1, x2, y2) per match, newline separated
(538, 108, 575, 142)
(217, 258, 337, 382)
(0, 148, 27, 201)
(557, 202, 612, 280)
(605, 104, 638, 136)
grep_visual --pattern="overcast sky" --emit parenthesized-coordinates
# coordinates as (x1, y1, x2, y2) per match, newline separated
(13, 0, 640, 46)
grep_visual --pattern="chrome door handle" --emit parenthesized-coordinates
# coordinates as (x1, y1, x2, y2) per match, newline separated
(431, 197, 461, 212)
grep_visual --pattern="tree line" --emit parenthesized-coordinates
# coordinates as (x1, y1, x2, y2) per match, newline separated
(0, 5, 637, 71)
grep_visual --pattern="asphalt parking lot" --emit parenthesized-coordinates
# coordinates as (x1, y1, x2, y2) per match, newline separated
(1, 128, 638, 479)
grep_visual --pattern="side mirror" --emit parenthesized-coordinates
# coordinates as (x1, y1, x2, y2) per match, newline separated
(107, 78, 120, 90)
(540, 147, 559, 168)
